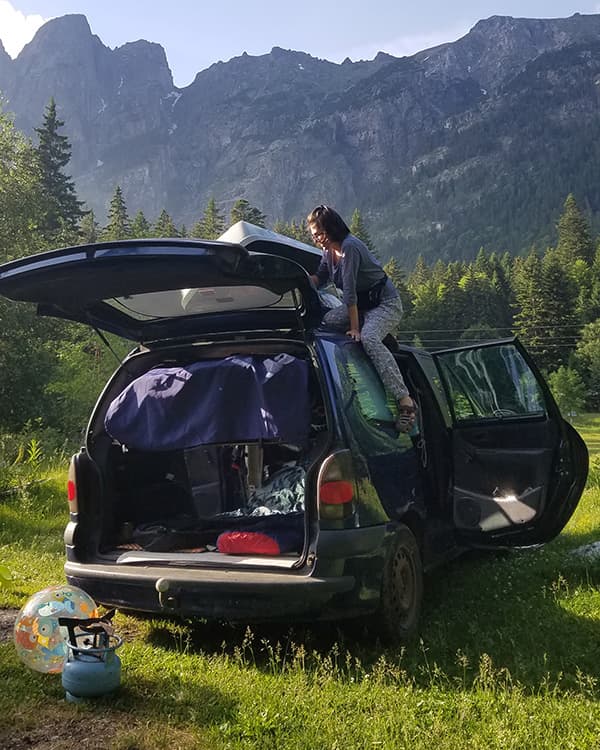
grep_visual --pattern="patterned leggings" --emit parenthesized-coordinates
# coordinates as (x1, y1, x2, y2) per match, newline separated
(322, 298, 409, 400)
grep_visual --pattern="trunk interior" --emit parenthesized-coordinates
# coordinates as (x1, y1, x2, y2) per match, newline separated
(85, 339, 329, 568)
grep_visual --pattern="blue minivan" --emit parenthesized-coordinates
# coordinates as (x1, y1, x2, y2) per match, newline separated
(0, 223, 588, 641)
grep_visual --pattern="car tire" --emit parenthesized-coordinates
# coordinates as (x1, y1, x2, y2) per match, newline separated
(377, 524, 423, 643)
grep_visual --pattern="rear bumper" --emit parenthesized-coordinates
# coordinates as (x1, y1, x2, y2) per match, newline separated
(65, 561, 355, 621)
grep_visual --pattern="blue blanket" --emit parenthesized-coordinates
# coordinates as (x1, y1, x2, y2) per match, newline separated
(105, 354, 309, 450)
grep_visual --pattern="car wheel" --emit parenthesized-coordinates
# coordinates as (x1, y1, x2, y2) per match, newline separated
(377, 524, 423, 643)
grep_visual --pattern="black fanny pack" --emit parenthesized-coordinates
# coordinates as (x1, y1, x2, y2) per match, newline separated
(356, 274, 388, 310)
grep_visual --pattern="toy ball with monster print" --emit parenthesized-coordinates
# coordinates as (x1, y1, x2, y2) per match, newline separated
(13, 585, 98, 673)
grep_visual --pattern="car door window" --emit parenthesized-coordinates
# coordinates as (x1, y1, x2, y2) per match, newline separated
(435, 343, 546, 423)
(340, 346, 396, 424)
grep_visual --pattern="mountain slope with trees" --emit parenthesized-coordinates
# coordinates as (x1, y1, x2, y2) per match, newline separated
(1, 13, 600, 264)
(1, 99, 600, 444)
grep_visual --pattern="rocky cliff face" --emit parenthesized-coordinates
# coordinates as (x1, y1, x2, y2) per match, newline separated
(1, 12, 599, 263)
(0, 40, 12, 84)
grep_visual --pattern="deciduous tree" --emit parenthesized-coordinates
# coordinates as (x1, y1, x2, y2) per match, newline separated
(0, 107, 46, 260)
(547, 366, 586, 417)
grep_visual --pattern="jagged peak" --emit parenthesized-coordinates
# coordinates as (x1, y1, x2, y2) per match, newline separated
(17, 13, 99, 62)
(116, 39, 170, 62)
(472, 14, 515, 29)
(374, 51, 397, 63)
(33, 13, 92, 38)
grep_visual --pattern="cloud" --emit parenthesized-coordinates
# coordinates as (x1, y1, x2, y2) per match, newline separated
(0, 1, 47, 58)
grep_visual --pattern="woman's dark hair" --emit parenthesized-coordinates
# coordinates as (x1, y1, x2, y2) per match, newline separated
(307, 205, 350, 243)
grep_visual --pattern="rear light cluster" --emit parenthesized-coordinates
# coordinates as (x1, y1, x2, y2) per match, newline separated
(67, 459, 78, 513)
(318, 450, 357, 520)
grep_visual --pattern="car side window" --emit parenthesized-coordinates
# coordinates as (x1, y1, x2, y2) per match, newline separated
(435, 343, 547, 422)
(338, 345, 395, 423)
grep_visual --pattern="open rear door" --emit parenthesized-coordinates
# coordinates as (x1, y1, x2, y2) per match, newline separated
(0, 239, 322, 342)
(432, 339, 588, 547)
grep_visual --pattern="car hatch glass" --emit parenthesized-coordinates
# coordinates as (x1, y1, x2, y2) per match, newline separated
(434, 342, 547, 423)
(104, 286, 298, 321)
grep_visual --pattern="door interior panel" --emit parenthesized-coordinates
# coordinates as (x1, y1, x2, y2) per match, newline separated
(451, 420, 558, 531)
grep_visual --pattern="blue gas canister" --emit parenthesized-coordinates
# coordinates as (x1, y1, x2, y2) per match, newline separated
(58, 610, 123, 702)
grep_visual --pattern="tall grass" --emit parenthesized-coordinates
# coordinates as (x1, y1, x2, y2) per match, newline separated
(571, 413, 600, 457)
(0, 437, 599, 748)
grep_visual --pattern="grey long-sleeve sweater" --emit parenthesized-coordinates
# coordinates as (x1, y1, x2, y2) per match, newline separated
(314, 234, 398, 307)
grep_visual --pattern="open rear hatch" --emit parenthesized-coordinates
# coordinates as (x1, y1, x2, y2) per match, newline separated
(0, 238, 322, 342)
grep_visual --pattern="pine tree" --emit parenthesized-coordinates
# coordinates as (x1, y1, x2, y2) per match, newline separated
(556, 193, 594, 265)
(512, 246, 578, 370)
(540, 249, 580, 367)
(79, 210, 99, 244)
(458, 267, 507, 336)
(130, 210, 151, 239)
(34, 98, 83, 234)
(273, 219, 312, 244)
(230, 199, 266, 227)
(585, 245, 600, 323)
(489, 252, 512, 298)
(512, 248, 549, 366)
(384, 257, 412, 317)
(102, 186, 130, 240)
(349, 208, 375, 254)
(473, 247, 492, 276)
(191, 197, 225, 239)
(408, 255, 430, 291)
(153, 209, 179, 237)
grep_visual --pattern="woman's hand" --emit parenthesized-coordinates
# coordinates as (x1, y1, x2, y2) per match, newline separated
(396, 396, 418, 433)
(347, 305, 360, 341)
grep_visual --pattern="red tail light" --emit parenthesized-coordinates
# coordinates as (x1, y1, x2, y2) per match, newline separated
(318, 451, 356, 520)
(320, 480, 354, 505)
(67, 459, 78, 513)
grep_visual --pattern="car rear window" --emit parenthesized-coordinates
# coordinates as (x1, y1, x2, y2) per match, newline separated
(103, 287, 299, 320)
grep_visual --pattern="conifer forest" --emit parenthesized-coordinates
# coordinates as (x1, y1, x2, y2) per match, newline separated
(1, 101, 599, 450)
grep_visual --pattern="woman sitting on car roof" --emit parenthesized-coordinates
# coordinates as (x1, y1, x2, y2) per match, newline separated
(306, 204, 416, 433)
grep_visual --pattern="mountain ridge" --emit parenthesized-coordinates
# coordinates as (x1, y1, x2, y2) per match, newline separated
(0, 12, 598, 264)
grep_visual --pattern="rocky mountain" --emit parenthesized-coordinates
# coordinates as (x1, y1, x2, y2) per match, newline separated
(1, 12, 599, 264)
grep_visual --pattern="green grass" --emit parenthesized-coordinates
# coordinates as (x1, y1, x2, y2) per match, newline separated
(0, 459, 599, 748)
(570, 413, 600, 457)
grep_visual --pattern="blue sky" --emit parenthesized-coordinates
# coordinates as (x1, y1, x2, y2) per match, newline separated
(1, 1, 599, 87)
